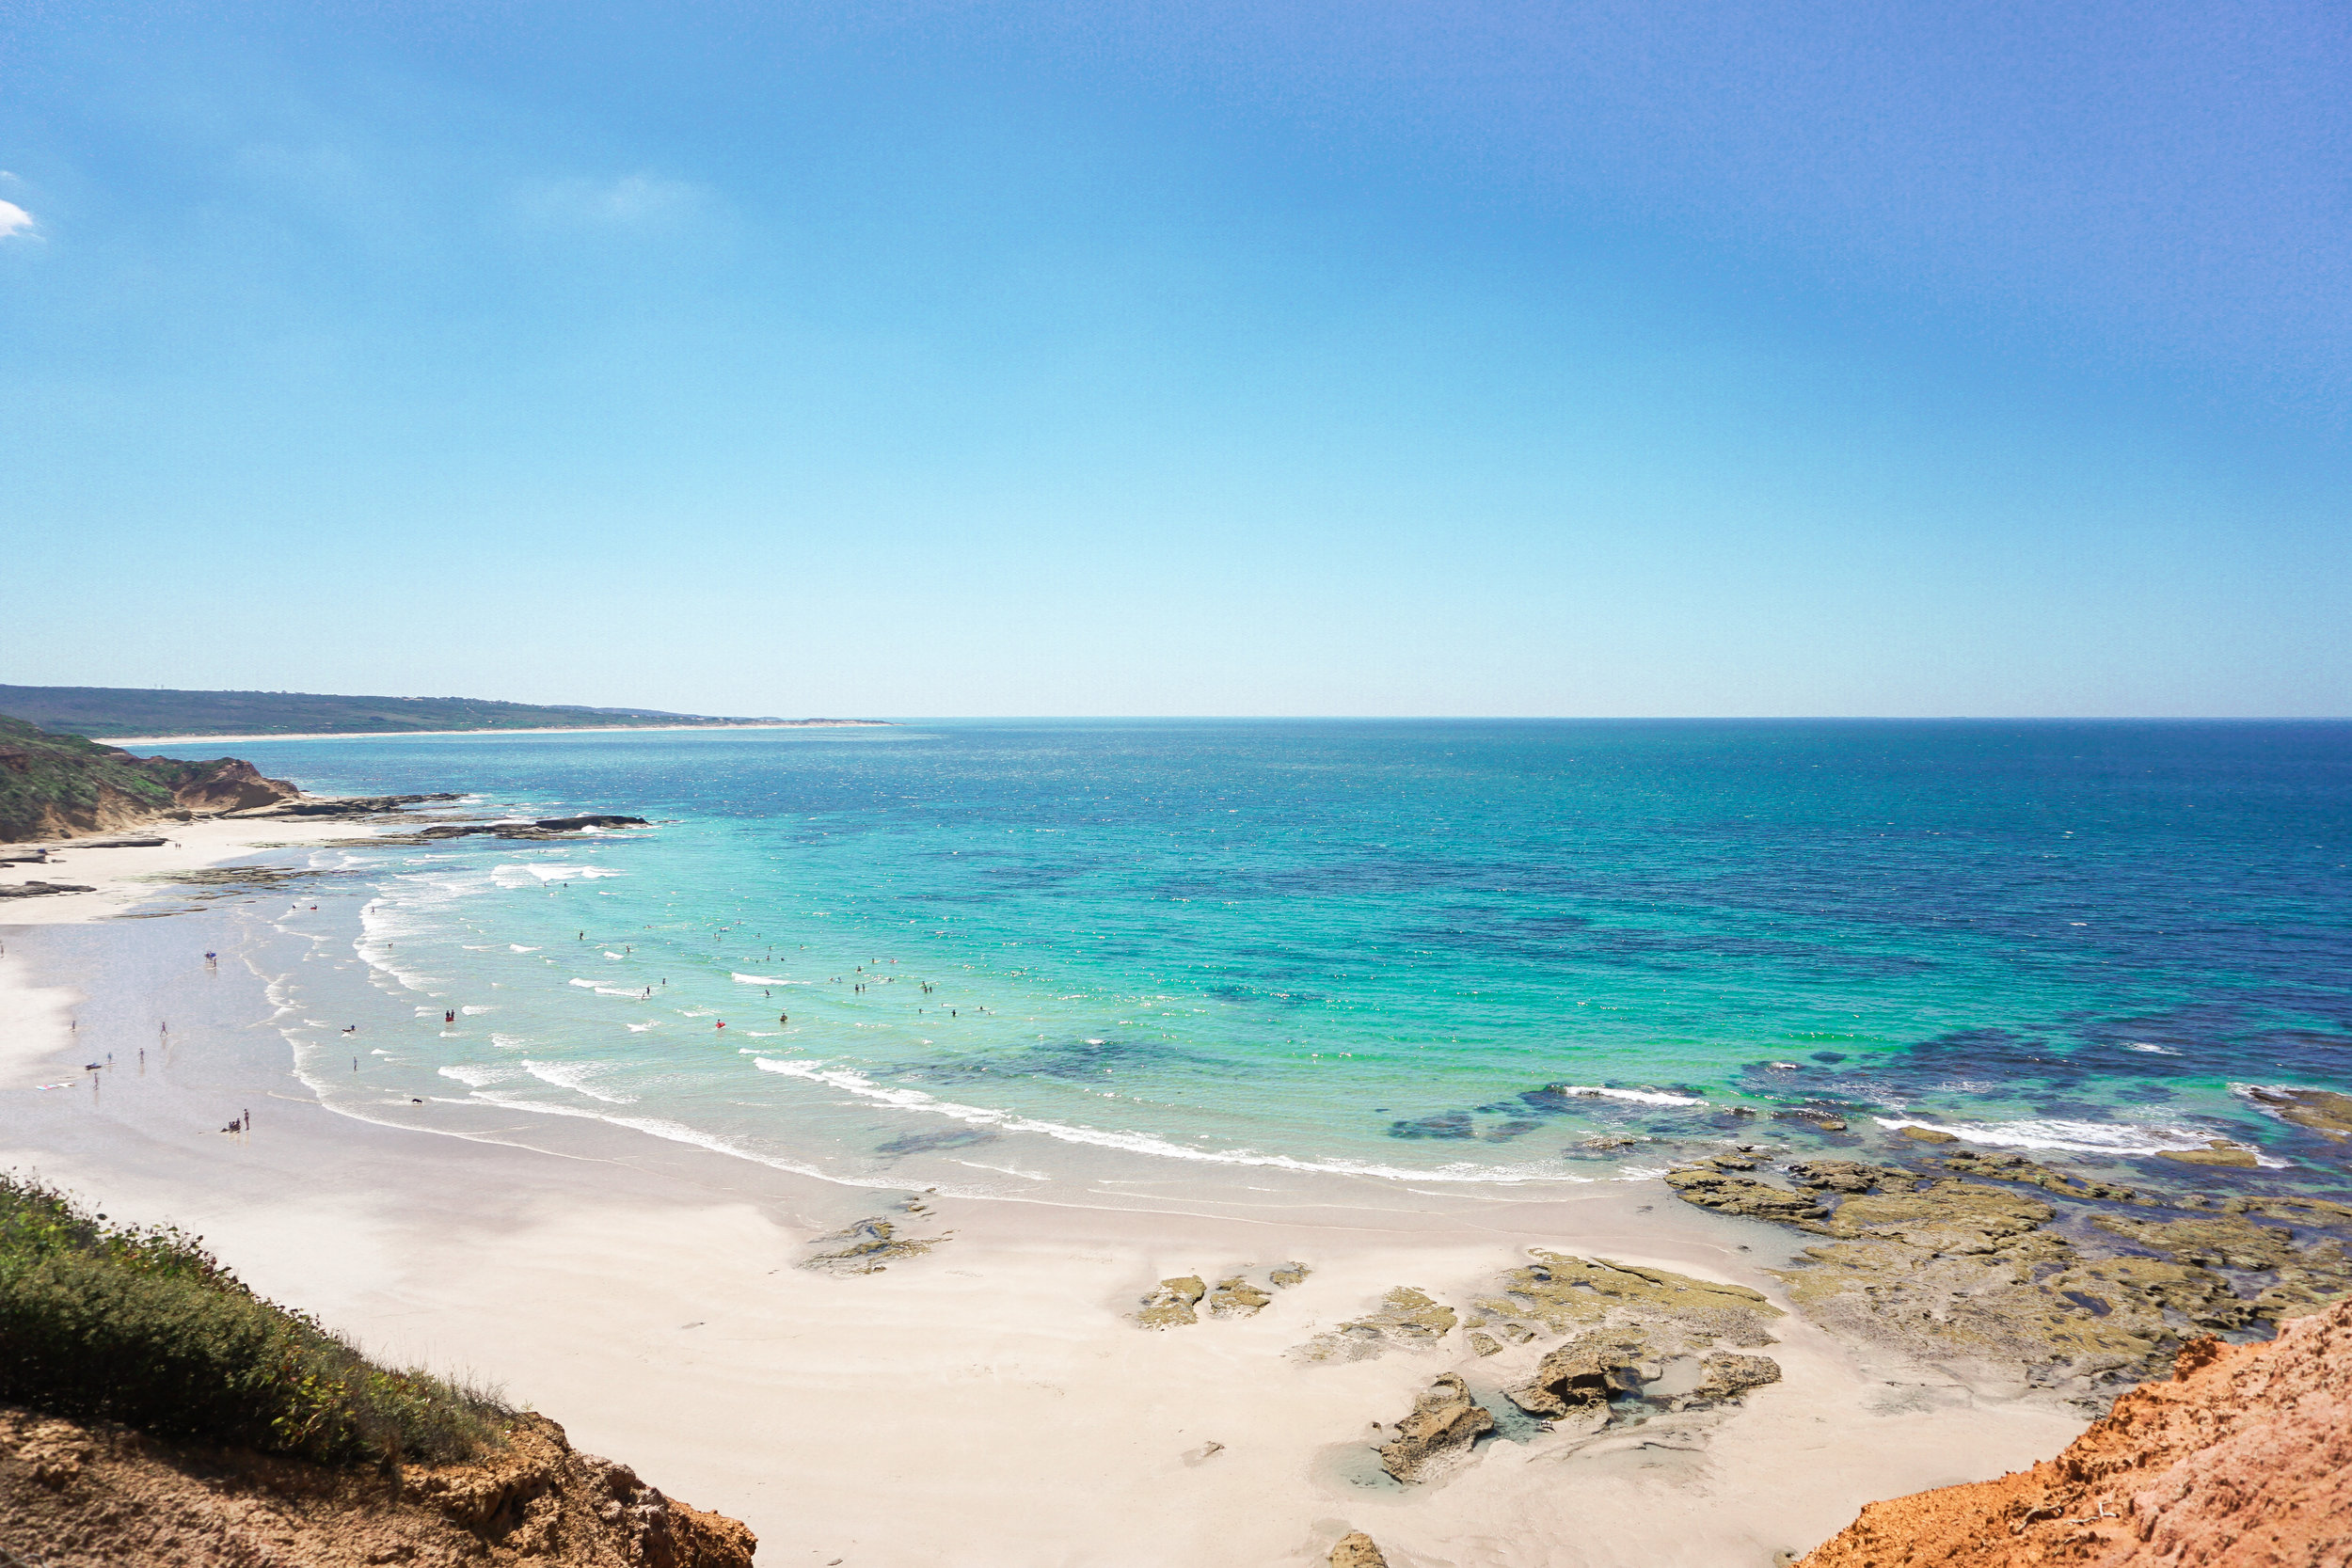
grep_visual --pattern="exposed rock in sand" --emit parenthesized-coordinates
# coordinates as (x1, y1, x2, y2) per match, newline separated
(1506, 1333, 1644, 1424)
(1797, 1297, 2352, 1568)
(0, 1407, 754, 1568)
(1295, 1287, 1457, 1362)
(1268, 1261, 1311, 1289)
(1136, 1275, 1208, 1329)
(1471, 1252, 1780, 1354)
(1691, 1351, 1782, 1403)
(1375, 1372, 1494, 1482)
(799, 1215, 943, 1275)
(1329, 1529, 1390, 1568)
(1468, 1331, 1502, 1356)
(1207, 1275, 1272, 1318)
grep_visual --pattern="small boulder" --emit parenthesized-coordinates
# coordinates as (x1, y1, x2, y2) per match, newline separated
(1330, 1531, 1390, 1568)
(1507, 1335, 1642, 1421)
(1690, 1351, 1782, 1403)
(1376, 1372, 1494, 1483)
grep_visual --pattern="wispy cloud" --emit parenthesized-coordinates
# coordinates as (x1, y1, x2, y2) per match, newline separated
(516, 173, 707, 229)
(0, 198, 36, 241)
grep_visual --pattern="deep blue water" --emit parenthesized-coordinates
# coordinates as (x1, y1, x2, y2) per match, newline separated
(207, 720, 2352, 1195)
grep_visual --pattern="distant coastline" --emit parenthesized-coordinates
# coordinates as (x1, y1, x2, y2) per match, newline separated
(103, 721, 893, 747)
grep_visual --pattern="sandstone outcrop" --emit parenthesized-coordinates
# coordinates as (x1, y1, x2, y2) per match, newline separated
(1797, 1296, 2352, 1567)
(1329, 1530, 1390, 1567)
(0, 1406, 755, 1567)
(1294, 1286, 1458, 1362)
(1376, 1372, 1494, 1482)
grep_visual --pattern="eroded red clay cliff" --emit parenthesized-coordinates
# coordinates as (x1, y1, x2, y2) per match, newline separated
(0, 1407, 755, 1567)
(1800, 1296, 2352, 1567)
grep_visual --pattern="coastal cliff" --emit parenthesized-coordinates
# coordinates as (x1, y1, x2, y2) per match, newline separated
(1797, 1295, 2352, 1567)
(0, 1406, 756, 1567)
(0, 713, 300, 842)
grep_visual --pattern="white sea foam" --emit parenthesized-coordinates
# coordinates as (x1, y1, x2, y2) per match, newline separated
(460, 1005, 493, 1015)
(1551, 1085, 1706, 1107)
(731, 974, 810, 985)
(1872, 1117, 2217, 1155)
(520, 1059, 635, 1103)
(627, 1022, 659, 1032)
(502, 863, 623, 883)
(753, 1058, 1593, 1185)
(439, 1064, 517, 1087)
(511, 944, 540, 953)
(2125, 1042, 2182, 1055)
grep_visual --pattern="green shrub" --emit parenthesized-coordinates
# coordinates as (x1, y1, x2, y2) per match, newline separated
(0, 1174, 506, 1464)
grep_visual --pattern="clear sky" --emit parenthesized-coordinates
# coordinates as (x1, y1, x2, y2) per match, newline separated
(4, 1, 2347, 717)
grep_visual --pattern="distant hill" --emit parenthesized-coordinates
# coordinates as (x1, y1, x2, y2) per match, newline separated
(0, 686, 884, 740)
(0, 713, 301, 842)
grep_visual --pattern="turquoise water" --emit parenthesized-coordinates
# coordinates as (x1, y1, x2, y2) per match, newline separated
(211, 721, 2351, 1196)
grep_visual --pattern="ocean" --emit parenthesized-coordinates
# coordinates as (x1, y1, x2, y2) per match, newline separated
(186, 720, 2352, 1201)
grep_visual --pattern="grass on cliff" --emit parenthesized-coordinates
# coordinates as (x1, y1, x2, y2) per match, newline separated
(0, 1172, 508, 1465)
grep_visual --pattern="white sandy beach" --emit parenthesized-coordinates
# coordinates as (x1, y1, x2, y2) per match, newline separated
(0, 856, 2089, 1568)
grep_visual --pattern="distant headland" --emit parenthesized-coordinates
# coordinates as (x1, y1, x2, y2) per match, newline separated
(0, 685, 890, 742)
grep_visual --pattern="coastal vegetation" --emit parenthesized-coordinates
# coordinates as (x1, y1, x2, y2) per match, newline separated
(0, 713, 296, 842)
(0, 683, 882, 739)
(0, 1172, 505, 1465)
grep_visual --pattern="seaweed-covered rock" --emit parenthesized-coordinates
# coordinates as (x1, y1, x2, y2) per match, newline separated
(2093, 1212, 2296, 1272)
(1206, 1275, 1272, 1318)
(2243, 1085, 2352, 1139)
(1663, 1169, 1831, 1227)
(1376, 1373, 1493, 1482)
(1930, 1149, 2151, 1203)
(1787, 1160, 1912, 1194)
(1136, 1275, 1207, 1329)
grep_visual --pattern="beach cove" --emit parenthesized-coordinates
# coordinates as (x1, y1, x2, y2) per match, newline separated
(4, 720, 2349, 1565)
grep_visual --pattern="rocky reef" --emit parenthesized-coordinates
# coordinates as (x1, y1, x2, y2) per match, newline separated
(1797, 1295, 2352, 1567)
(0, 1406, 755, 1568)
(1665, 1148, 2352, 1403)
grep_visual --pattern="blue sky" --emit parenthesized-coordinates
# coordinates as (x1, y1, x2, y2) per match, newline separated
(4, 1, 2346, 717)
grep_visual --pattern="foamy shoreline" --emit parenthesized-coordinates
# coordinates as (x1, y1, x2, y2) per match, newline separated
(0, 877, 2090, 1565)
